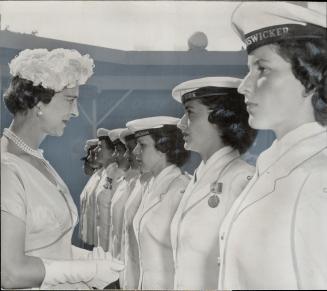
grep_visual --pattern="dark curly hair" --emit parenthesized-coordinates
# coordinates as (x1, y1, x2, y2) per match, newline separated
(3, 76, 55, 115)
(273, 38, 327, 125)
(197, 87, 257, 154)
(149, 125, 190, 167)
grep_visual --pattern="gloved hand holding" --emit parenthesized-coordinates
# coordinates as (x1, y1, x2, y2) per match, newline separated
(87, 257, 124, 289)
(40, 257, 124, 290)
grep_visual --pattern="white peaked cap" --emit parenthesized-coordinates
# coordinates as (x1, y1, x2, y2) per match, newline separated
(96, 128, 110, 138)
(108, 128, 125, 142)
(119, 128, 134, 144)
(84, 138, 98, 151)
(126, 116, 180, 138)
(231, 2, 327, 53)
(172, 76, 242, 103)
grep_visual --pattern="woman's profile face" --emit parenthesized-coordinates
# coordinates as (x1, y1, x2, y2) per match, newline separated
(96, 140, 115, 166)
(178, 99, 218, 153)
(133, 135, 162, 173)
(39, 86, 79, 136)
(124, 139, 138, 169)
(113, 143, 128, 167)
(238, 45, 310, 131)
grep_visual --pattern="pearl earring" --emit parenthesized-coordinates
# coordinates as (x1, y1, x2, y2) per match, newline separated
(37, 110, 43, 116)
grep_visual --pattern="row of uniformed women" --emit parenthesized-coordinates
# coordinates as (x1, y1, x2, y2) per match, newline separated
(80, 2, 327, 289)
(79, 79, 256, 289)
(79, 128, 130, 251)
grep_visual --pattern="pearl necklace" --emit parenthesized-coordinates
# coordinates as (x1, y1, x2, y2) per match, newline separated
(3, 128, 66, 191)
(3, 128, 44, 160)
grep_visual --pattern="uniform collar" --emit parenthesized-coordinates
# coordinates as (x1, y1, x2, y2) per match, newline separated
(196, 146, 234, 181)
(151, 164, 176, 186)
(104, 162, 118, 176)
(257, 122, 326, 176)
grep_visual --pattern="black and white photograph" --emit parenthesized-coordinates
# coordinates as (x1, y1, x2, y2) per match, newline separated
(0, 1, 326, 290)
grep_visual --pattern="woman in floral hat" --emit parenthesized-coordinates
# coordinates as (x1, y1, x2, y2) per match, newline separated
(1, 49, 124, 289)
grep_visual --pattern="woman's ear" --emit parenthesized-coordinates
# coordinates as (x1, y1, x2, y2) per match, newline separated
(35, 102, 44, 117)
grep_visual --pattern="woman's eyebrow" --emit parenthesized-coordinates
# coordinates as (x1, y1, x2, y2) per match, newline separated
(255, 58, 271, 65)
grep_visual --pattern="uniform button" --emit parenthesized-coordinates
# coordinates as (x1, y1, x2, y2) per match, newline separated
(220, 234, 224, 240)
(323, 187, 327, 193)
(217, 257, 221, 266)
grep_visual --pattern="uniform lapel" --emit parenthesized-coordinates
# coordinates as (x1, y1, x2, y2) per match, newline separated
(138, 166, 181, 224)
(235, 129, 327, 217)
(170, 172, 196, 259)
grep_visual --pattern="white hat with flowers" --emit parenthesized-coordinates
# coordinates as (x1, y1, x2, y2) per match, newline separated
(9, 48, 94, 92)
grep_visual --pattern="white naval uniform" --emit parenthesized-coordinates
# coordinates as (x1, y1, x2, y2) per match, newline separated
(120, 173, 151, 289)
(109, 168, 139, 259)
(79, 168, 103, 246)
(218, 123, 327, 290)
(133, 165, 190, 290)
(170, 146, 254, 290)
(95, 163, 124, 250)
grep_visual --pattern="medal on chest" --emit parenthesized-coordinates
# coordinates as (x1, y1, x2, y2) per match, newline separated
(208, 181, 223, 208)
(103, 177, 113, 189)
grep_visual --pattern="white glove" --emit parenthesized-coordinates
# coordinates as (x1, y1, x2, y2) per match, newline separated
(40, 258, 124, 290)
(71, 245, 91, 259)
(87, 246, 109, 260)
(87, 246, 125, 289)
(88, 258, 124, 289)
(40, 259, 96, 289)
(88, 246, 123, 266)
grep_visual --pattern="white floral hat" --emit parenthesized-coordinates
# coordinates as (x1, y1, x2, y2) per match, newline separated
(9, 48, 94, 92)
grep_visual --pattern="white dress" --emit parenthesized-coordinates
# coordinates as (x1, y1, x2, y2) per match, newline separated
(1, 152, 90, 290)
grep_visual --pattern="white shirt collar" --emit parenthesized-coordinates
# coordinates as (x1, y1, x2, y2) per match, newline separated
(152, 164, 176, 186)
(257, 122, 326, 175)
(196, 146, 234, 181)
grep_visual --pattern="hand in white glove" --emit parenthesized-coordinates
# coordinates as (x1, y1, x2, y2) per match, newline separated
(72, 245, 92, 260)
(87, 257, 124, 289)
(40, 256, 124, 290)
(88, 246, 110, 260)
(88, 246, 124, 266)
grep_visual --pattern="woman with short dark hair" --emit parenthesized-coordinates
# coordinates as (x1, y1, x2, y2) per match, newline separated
(1, 49, 123, 289)
(126, 116, 190, 290)
(218, 2, 327, 289)
(170, 76, 256, 290)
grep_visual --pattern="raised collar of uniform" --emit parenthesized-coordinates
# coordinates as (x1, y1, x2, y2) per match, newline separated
(256, 122, 326, 176)
(196, 146, 234, 180)
(152, 164, 176, 184)
(125, 168, 139, 181)
(104, 162, 118, 176)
